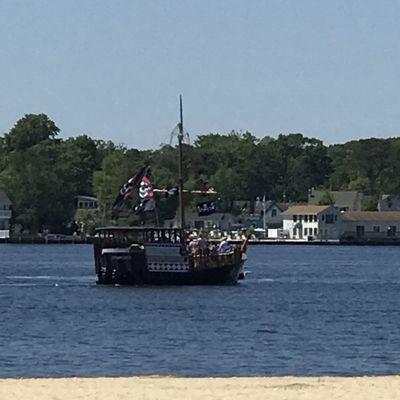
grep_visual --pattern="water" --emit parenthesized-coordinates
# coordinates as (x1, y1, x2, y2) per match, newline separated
(0, 244, 400, 378)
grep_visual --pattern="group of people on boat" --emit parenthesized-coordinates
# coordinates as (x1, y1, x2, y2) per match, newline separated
(187, 235, 233, 257)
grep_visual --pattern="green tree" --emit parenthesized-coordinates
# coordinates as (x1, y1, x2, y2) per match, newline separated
(318, 190, 335, 205)
(4, 114, 59, 151)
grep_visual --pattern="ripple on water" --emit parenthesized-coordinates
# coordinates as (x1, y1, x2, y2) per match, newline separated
(0, 244, 400, 377)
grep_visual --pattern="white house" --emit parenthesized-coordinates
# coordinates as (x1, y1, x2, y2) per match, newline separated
(75, 195, 99, 210)
(282, 205, 342, 240)
(0, 190, 12, 239)
(342, 211, 400, 240)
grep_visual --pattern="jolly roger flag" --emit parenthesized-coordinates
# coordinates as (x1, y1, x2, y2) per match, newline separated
(112, 166, 148, 212)
(134, 198, 156, 214)
(197, 200, 216, 216)
(134, 167, 155, 214)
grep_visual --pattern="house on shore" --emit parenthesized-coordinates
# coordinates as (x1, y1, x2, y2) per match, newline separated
(377, 195, 400, 211)
(247, 199, 286, 229)
(75, 195, 100, 210)
(282, 205, 342, 240)
(308, 188, 363, 212)
(164, 210, 238, 232)
(342, 211, 400, 242)
(0, 190, 12, 239)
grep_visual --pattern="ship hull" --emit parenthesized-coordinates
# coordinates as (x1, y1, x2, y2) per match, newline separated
(96, 249, 243, 286)
(100, 263, 243, 286)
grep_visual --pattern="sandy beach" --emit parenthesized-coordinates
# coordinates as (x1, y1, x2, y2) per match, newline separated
(1, 376, 399, 400)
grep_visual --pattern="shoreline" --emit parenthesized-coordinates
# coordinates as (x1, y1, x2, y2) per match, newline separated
(1, 376, 400, 400)
(1, 238, 400, 246)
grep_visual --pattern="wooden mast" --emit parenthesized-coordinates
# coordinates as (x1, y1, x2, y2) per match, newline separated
(178, 95, 186, 233)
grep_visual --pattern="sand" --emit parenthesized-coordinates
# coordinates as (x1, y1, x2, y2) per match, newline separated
(1, 376, 400, 400)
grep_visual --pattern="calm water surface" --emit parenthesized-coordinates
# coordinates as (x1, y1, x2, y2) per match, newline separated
(0, 244, 399, 377)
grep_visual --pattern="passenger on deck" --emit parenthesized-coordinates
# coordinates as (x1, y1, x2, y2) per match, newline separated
(197, 236, 208, 256)
(209, 243, 218, 257)
(218, 237, 233, 253)
(188, 236, 200, 256)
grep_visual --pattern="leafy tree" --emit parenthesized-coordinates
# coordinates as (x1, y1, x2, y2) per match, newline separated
(318, 190, 335, 205)
(4, 114, 59, 151)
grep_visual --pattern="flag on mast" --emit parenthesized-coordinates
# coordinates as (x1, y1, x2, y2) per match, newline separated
(134, 167, 155, 214)
(112, 166, 148, 212)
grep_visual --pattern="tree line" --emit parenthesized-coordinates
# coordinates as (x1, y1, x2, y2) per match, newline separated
(0, 114, 398, 234)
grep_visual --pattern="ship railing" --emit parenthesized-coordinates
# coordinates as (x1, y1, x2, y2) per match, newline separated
(94, 227, 184, 247)
(189, 247, 242, 270)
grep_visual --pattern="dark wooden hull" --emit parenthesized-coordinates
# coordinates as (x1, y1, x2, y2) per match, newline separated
(101, 263, 242, 286)
(95, 249, 243, 286)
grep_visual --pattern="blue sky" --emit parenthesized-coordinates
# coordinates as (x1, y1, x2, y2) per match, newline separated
(1, 0, 400, 149)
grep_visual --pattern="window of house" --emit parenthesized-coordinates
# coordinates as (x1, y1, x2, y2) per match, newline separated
(334, 215, 338, 221)
(356, 225, 365, 237)
(321, 215, 325, 221)
(388, 226, 397, 237)
(304, 228, 307, 236)
(293, 215, 297, 222)
(314, 215, 318, 222)
(325, 214, 334, 224)
(314, 228, 318, 236)
(373, 226, 380, 233)
(304, 215, 308, 222)
(271, 209, 277, 217)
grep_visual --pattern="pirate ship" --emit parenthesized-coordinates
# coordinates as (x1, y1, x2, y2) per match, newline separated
(93, 96, 248, 285)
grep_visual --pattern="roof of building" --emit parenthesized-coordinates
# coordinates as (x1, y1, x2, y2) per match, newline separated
(254, 199, 287, 215)
(0, 190, 11, 205)
(276, 202, 289, 212)
(265, 200, 286, 212)
(377, 195, 400, 211)
(75, 195, 98, 201)
(343, 211, 400, 222)
(282, 205, 331, 215)
(308, 189, 360, 208)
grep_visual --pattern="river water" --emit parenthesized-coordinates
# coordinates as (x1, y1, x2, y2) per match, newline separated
(0, 244, 399, 377)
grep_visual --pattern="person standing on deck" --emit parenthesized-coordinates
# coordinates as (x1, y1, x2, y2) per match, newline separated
(218, 237, 232, 253)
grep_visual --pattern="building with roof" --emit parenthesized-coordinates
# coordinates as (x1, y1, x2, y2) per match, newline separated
(164, 210, 238, 232)
(377, 195, 400, 211)
(75, 195, 99, 210)
(248, 199, 286, 229)
(0, 190, 12, 239)
(342, 211, 400, 241)
(308, 188, 363, 212)
(282, 205, 342, 240)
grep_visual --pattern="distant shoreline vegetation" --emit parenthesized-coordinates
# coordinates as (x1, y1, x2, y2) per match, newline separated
(0, 114, 397, 234)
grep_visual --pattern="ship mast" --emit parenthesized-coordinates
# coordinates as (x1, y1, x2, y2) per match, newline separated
(178, 95, 186, 232)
